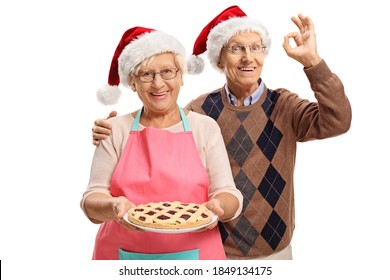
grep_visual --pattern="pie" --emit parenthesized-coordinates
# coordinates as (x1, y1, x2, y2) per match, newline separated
(127, 201, 213, 229)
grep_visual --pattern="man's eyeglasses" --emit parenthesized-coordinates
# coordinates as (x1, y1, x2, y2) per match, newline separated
(135, 68, 179, 83)
(223, 43, 267, 55)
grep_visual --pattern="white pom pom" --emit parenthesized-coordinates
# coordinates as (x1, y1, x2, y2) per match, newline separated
(187, 55, 205, 74)
(96, 85, 122, 105)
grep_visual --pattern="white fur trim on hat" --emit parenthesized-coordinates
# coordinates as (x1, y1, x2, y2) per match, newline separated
(207, 17, 271, 72)
(118, 31, 186, 87)
(97, 84, 122, 105)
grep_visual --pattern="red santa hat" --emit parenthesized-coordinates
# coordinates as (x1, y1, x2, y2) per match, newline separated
(187, 5, 271, 74)
(97, 27, 186, 105)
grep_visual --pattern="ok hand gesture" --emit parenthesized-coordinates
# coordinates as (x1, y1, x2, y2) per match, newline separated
(282, 14, 322, 68)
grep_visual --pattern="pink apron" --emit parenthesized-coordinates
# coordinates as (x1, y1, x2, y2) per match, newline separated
(92, 107, 226, 260)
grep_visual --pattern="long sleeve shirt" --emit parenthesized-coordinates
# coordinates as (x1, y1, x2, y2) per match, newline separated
(186, 59, 352, 257)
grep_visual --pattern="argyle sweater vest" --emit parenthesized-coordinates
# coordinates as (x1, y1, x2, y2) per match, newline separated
(185, 61, 352, 257)
(187, 87, 293, 257)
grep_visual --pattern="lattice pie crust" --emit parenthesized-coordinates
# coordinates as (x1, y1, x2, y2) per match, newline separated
(127, 201, 212, 229)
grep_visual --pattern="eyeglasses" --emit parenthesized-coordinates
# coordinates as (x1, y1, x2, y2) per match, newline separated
(135, 68, 179, 83)
(223, 43, 267, 55)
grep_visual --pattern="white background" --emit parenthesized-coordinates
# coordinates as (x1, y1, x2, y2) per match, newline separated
(1, 0, 389, 279)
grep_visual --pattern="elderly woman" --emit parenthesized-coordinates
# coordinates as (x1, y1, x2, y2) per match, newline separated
(80, 27, 243, 260)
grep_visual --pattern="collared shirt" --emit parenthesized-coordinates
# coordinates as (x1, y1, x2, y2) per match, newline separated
(225, 80, 264, 106)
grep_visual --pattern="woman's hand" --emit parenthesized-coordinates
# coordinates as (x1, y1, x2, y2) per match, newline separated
(112, 196, 143, 232)
(194, 199, 224, 231)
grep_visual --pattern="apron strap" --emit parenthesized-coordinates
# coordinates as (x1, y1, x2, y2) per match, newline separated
(131, 106, 191, 131)
(131, 108, 142, 131)
(178, 106, 191, 132)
